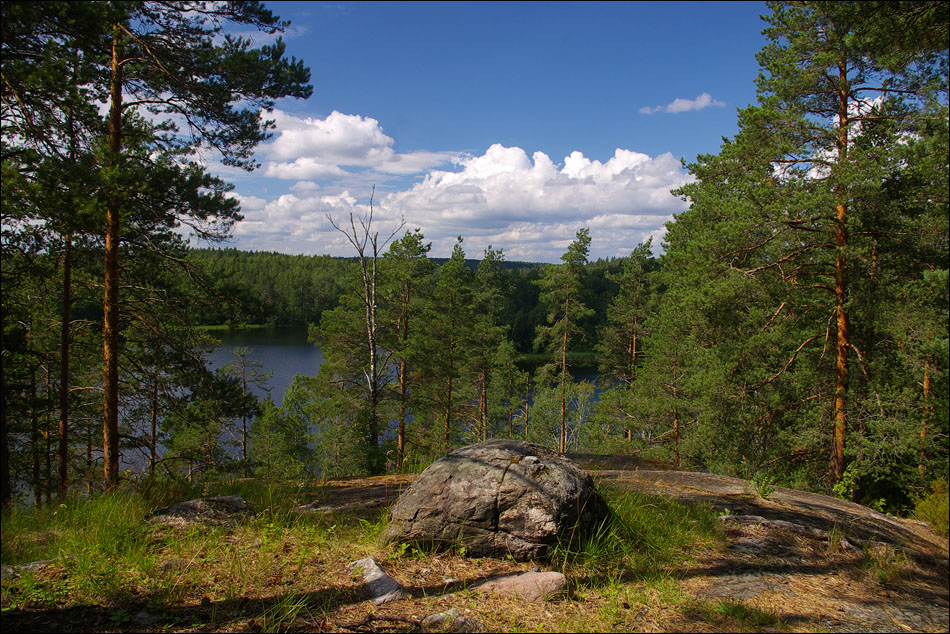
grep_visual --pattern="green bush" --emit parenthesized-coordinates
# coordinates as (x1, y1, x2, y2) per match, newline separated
(914, 480, 949, 538)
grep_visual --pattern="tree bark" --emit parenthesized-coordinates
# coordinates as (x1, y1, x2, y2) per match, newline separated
(150, 379, 158, 476)
(31, 369, 40, 507)
(0, 353, 10, 507)
(920, 359, 931, 478)
(102, 25, 123, 490)
(560, 295, 569, 454)
(397, 287, 409, 468)
(479, 369, 488, 442)
(830, 58, 850, 487)
(58, 236, 72, 498)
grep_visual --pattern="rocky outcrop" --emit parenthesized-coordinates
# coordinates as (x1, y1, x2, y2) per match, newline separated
(147, 495, 251, 527)
(381, 439, 608, 560)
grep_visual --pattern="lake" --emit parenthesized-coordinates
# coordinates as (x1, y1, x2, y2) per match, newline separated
(204, 326, 323, 405)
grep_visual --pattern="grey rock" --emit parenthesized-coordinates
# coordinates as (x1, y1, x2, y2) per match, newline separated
(132, 610, 161, 626)
(471, 570, 568, 602)
(422, 608, 481, 632)
(0, 554, 75, 580)
(381, 439, 608, 560)
(348, 557, 410, 605)
(147, 495, 251, 527)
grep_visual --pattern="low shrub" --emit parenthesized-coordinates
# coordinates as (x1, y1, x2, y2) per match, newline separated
(914, 480, 949, 538)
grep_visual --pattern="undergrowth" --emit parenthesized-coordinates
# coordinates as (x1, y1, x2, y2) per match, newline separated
(553, 485, 723, 585)
(914, 480, 949, 538)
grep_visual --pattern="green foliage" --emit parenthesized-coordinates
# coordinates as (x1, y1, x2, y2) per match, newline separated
(282, 375, 371, 479)
(751, 472, 776, 500)
(249, 397, 312, 479)
(186, 249, 355, 326)
(914, 480, 949, 537)
(648, 0, 949, 494)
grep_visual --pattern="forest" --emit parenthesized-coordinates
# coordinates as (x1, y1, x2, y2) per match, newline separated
(2, 1, 947, 518)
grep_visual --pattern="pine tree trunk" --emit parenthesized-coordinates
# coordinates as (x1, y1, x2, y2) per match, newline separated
(150, 380, 158, 476)
(920, 359, 931, 478)
(102, 26, 123, 491)
(560, 296, 569, 454)
(523, 374, 530, 439)
(480, 369, 488, 442)
(830, 59, 850, 487)
(0, 355, 10, 507)
(241, 371, 248, 470)
(58, 236, 72, 498)
(31, 369, 40, 507)
(398, 358, 407, 467)
(398, 289, 409, 468)
(445, 339, 454, 453)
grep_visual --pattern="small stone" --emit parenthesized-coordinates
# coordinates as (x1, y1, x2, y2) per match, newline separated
(471, 570, 568, 602)
(421, 608, 459, 630)
(132, 610, 160, 626)
(348, 557, 410, 605)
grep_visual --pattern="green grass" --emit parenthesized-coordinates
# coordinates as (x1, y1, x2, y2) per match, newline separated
(554, 485, 723, 585)
(1, 478, 769, 633)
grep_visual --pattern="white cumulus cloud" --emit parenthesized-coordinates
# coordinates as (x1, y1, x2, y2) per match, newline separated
(373, 144, 691, 261)
(639, 92, 726, 115)
(260, 109, 457, 178)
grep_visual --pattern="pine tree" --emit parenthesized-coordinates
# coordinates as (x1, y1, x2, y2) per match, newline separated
(2, 1, 312, 490)
(379, 229, 433, 468)
(667, 1, 948, 491)
(535, 228, 594, 453)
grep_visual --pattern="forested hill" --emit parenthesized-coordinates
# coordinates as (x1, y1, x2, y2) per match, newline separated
(186, 247, 623, 354)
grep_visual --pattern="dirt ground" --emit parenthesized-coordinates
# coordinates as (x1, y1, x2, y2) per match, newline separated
(307, 465, 949, 633)
(3, 464, 947, 633)
(595, 469, 949, 633)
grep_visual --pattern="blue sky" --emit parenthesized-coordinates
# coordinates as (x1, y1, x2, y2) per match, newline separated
(215, 1, 769, 262)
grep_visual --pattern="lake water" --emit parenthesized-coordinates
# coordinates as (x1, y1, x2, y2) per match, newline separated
(204, 326, 323, 405)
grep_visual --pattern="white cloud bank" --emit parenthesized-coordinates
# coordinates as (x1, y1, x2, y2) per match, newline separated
(231, 143, 692, 262)
(261, 109, 457, 179)
(639, 93, 725, 115)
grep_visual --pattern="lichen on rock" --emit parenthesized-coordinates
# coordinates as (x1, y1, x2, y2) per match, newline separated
(381, 439, 608, 560)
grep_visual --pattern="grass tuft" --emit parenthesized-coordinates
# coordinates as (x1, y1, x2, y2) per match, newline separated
(553, 485, 722, 586)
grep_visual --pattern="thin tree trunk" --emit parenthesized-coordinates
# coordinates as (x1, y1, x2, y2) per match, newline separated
(102, 25, 123, 491)
(672, 405, 681, 470)
(44, 367, 52, 503)
(631, 328, 638, 384)
(150, 379, 158, 476)
(31, 369, 40, 507)
(920, 359, 931, 478)
(480, 369, 488, 442)
(524, 374, 530, 439)
(398, 288, 409, 468)
(560, 297, 569, 454)
(830, 59, 850, 488)
(58, 236, 72, 498)
(445, 339, 454, 453)
(0, 353, 10, 507)
(241, 370, 248, 470)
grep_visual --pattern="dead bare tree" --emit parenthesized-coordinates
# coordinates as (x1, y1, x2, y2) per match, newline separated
(327, 187, 404, 472)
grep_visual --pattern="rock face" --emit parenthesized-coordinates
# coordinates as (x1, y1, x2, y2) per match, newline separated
(381, 439, 608, 560)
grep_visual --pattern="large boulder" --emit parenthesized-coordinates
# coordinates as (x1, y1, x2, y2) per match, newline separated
(381, 439, 609, 560)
